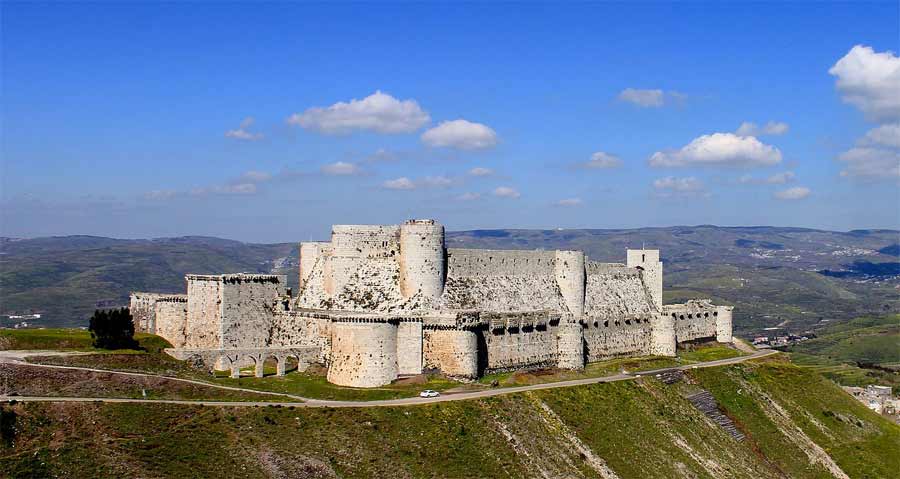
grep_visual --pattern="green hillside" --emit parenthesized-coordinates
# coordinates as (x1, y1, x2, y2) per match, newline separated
(2, 358, 897, 478)
(785, 315, 900, 391)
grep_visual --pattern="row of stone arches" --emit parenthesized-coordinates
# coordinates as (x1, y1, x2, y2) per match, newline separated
(217, 352, 310, 378)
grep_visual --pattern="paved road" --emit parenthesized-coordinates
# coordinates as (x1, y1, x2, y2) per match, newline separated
(1, 349, 778, 408)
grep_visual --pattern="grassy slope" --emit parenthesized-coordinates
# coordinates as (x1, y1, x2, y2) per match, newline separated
(784, 315, 900, 391)
(3, 360, 898, 478)
(692, 358, 900, 479)
(0, 328, 171, 352)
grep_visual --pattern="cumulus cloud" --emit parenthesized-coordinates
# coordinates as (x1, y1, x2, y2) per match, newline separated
(735, 121, 790, 137)
(554, 198, 583, 207)
(456, 192, 482, 201)
(738, 171, 796, 185)
(837, 147, 900, 179)
(421, 119, 498, 150)
(829, 45, 900, 122)
(492, 186, 521, 198)
(617, 88, 664, 107)
(382, 177, 416, 190)
(652, 176, 707, 197)
(287, 91, 430, 134)
(773, 186, 811, 200)
(468, 167, 494, 176)
(321, 161, 363, 176)
(582, 151, 622, 169)
(617, 88, 686, 107)
(649, 133, 782, 168)
(225, 117, 264, 141)
(861, 123, 900, 149)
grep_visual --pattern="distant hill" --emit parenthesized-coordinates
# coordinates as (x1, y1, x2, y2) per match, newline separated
(1, 226, 898, 335)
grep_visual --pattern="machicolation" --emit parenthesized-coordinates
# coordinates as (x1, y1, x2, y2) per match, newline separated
(132, 219, 734, 387)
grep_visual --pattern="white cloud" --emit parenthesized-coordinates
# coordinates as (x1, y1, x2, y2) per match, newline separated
(468, 167, 494, 176)
(421, 119, 498, 150)
(457, 192, 482, 201)
(739, 171, 796, 185)
(238, 170, 272, 182)
(225, 117, 264, 141)
(555, 198, 583, 207)
(861, 123, 900, 148)
(837, 147, 900, 179)
(773, 186, 811, 200)
(368, 148, 398, 162)
(829, 45, 900, 122)
(652, 176, 707, 197)
(617, 88, 664, 107)
(288, 91, 430, 134)
(583, 151, 622, 169)
(421, 176, 454, 188)
(649, 133, 782, 168)
(617, 88, 686, 108)
(492, 186, 521, 198)
(321, 161, 363, 176)
(735, 121, 790, 137)
(382, 177, 416, 190)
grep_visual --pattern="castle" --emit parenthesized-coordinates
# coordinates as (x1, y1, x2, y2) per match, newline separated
(130, 219, 733, 388)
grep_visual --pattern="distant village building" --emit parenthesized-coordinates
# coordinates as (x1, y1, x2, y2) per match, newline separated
(131, 219, 734, 388)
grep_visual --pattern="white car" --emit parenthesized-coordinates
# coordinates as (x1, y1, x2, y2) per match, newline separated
(419, 389, 440, 398)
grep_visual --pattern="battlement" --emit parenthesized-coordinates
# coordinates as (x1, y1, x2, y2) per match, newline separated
(186, 273, 284, 284)
(135, 218, 732, 389)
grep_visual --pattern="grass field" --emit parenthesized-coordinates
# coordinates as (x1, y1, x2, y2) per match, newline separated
(2, 359, 897, 478)
(783, 314, 900, 392)
(0, 328, 171, 353)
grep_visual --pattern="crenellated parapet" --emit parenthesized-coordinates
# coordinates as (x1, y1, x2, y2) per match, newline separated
(135, 218, 734, 388)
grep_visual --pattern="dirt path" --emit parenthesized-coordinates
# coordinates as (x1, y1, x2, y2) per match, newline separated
(1, 349, 778, 408)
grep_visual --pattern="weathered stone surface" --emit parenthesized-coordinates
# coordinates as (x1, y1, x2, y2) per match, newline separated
(135, 219, 734, 388)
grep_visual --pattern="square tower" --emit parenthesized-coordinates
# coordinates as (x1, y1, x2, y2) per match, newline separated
(627, 249, 662, 310)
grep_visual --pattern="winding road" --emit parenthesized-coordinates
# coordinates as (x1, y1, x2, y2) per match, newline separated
(1, 349, 778, 408)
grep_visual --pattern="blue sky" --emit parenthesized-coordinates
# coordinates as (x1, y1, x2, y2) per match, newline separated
(2, 2, 898, 242)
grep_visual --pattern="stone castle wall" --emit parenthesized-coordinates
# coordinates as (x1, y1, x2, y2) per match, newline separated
(399, 220, 445, 301)
(154, 296, 188, 348)
(327, 320, 399, 387)
(423, 328, 478, 378)
(582, 316, 654, 361)
(397, 321, 424, 375)
(185, 276, 223, 349)
(665, 301, 723, 343)
(626, 250, 662, 310)
(584, 265, 656, 318)
(219, 274, 286, 349)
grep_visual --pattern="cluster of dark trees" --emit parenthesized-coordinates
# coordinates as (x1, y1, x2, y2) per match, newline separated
(88, 307, 138, 349)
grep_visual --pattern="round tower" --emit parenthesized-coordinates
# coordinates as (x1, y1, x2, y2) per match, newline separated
(554, 250, 586, 318)
(399, 219, 446, 301)
(715, 306, 733, 343)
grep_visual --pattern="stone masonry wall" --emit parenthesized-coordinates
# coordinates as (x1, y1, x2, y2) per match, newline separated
(185, 276, 223, 349)
(397, 321, 424, 375)
(328, 225, 400, 296)
(483, 323, 558, 372)
(584, 265, 656, 318)
(327, 321, 399, 387)
(665, 301, 719, 343)
(129, 293, 165, 333)
(446, 248, 556, 277)
(154, 297, 188, 348)
(582, 317, 653, 361)
(219, 274, 286, 349)
(423, 328, 478, 378)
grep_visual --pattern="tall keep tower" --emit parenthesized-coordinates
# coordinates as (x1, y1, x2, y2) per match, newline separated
(399, 219, 446, 301)
(627, 249, 662, 310)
